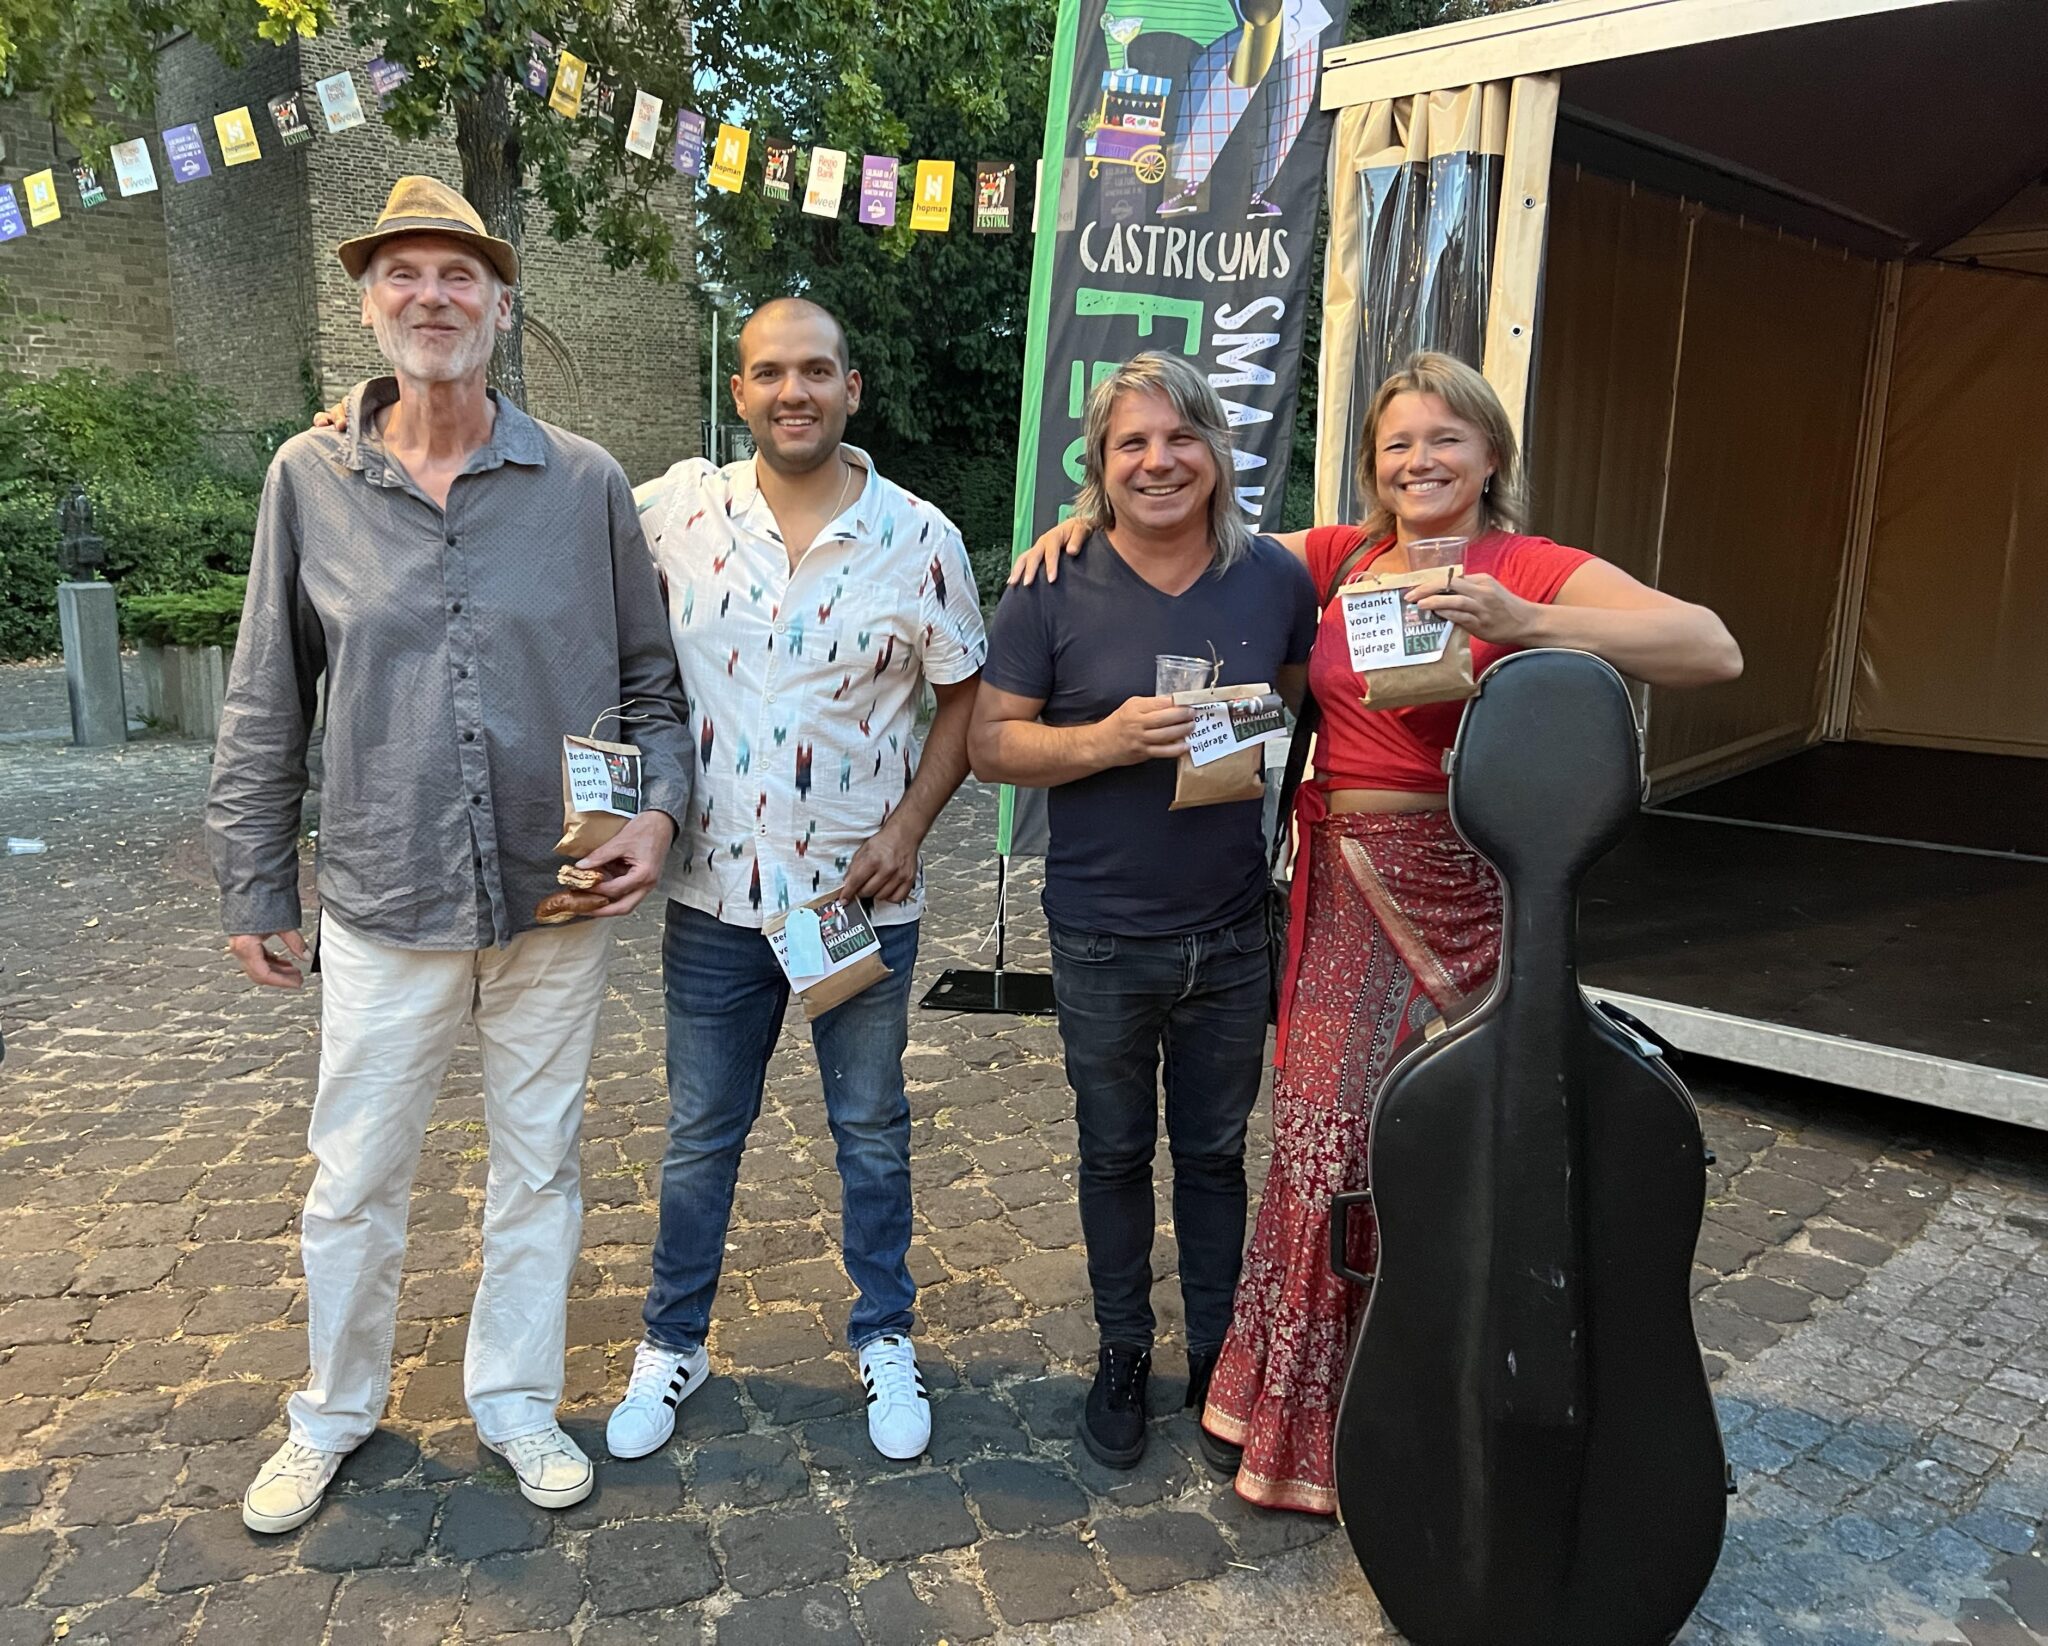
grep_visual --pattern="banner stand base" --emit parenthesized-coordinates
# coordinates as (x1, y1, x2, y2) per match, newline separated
(918, 850, 1054, 1016)
(919, 967, 1056, 1016)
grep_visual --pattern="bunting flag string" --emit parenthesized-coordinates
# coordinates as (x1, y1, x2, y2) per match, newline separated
(0, 39, 1040, 249)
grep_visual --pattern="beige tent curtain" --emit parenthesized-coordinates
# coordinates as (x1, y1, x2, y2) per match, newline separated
(1851, 262, 2048, 756)
(1646, 210, 1881, 782)
(1316, 79, 1556, 525)
(1526, 168, 1881, 788)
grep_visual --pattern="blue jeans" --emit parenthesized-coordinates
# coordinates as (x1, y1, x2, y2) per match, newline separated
(1049, 906, 1270, 1357)
(643, 901, 918, 1353)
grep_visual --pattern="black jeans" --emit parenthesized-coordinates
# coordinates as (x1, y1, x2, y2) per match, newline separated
(1049, 907, 1270, 1356)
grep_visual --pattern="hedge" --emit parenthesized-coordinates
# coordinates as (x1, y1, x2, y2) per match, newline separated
(122, 574, 249, 651)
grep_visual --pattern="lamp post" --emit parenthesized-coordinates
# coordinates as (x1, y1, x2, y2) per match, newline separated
(700, 279, 734, 463)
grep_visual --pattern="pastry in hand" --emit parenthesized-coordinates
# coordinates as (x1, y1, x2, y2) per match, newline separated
(556, 864, 607, 891)
(535, 890, 610, 924)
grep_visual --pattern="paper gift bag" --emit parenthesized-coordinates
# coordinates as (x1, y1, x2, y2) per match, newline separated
(764, 888, 893, 1019)
(1335, 563, 1477, 710)
(554, 734, 644, 857)
(1168, 682, 1287, 811)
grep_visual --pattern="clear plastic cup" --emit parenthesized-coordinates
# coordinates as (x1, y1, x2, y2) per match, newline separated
(1155, 655, 1213, 695)
(1406, 536, 1467, 571)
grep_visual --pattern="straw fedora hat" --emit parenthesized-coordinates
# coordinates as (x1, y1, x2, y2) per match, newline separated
(338, 175, 521, 286)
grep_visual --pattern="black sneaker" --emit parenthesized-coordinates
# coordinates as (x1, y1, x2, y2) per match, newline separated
(1185, 1348, 1244, 1477)
(1081, 1342, 1151, 1469)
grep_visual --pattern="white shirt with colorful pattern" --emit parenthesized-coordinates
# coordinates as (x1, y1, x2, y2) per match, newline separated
(636, 448, 988, 928)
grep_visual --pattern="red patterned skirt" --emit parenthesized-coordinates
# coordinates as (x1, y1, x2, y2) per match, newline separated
(1202, 808, 1502, 1513)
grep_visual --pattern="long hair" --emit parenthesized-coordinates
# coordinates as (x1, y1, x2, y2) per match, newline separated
(1073, 352, 1253, 573)
(1353, 351, 1527, 541)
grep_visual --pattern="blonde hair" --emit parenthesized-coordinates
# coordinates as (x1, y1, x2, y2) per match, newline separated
(1074, 352, 1253, 573)
(1354, 351, 1526, 541)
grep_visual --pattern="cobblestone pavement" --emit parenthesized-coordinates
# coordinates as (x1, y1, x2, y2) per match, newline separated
(1, 668, 2044, 1645)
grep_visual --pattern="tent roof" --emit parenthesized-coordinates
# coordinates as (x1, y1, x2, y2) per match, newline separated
(1555, 0, 2048, 262)
(1323, 0, 2048, 268)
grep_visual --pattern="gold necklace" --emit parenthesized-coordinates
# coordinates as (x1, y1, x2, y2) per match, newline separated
(826, 455, 860, 526)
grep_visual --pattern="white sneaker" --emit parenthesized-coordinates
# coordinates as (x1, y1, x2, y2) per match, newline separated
(606, 1340, 712, 1460)
(242, 1439, 347, 1534)
(859, 1334, 931, 1460)
(482, 1424, 594, 1509)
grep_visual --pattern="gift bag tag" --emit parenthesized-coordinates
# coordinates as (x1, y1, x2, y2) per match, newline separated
(784, 907, 829, 977)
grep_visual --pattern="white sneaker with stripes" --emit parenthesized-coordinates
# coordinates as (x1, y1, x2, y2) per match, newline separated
(859, 1334, 931, 1460)
(605, 1339, 711, 1460)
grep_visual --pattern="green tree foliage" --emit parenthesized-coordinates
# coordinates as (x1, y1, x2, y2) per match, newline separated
(701, 0, 1048, 591)
(0, 369, 262, 659)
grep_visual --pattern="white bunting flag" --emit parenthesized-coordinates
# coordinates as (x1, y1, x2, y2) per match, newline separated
(625, 90, 662, 159)
(111, 139, 159, 198)
(804, 148, 848, 217)
(315, 71, 368, 133)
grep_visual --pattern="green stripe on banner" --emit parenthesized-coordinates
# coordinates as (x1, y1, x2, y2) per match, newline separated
(997, 0, 1084, 858)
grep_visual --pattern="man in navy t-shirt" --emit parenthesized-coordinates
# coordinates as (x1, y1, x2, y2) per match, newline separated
(971, 352, 1316, 1475)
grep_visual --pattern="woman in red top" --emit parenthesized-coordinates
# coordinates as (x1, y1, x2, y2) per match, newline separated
(1013, 352, 1740, 1512)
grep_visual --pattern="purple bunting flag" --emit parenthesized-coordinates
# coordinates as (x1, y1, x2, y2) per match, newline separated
(671, 110, 706, 177)
(859, 155, 899, 226)
(162, 124, 213, 183)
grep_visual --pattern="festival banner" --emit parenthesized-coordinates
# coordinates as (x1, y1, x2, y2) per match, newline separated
(593, 78, 617, 127)
(24, 171, 60, 227)
(316, 71, 367, 132)
(763, 141, 795, 202)
(73, 163, 108, 209)
(625, 91, 662, 159)
(859, 156, 898, 226)
(522, 35, 554, 98)
(911, 160, 955, 231)
(0, 186, 25, 243)
(112, 139, 159, 197)
(162, 125, 212, 183)
(215, 107, 262, 166)
(549, 51, 587, 118)
(707, 125, 749, 193)
(804, 148, 848, 217)
(974, 161, 1016, 233)
(269, 91, 313, 147)
(998, 0, 1342, 855)
(671, 111, 706, 176)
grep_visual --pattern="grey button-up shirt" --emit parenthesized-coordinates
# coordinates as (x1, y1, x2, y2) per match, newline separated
(206, 378, 692, 950)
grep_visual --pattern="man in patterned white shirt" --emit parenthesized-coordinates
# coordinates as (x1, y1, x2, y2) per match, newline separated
(607, 298, 987, 1463)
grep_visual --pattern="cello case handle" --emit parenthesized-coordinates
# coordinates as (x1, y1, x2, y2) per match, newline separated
(1329, 1190, 1377, 1290)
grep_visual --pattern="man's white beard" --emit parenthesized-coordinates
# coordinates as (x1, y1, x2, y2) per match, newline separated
(374, 304, 498, 383)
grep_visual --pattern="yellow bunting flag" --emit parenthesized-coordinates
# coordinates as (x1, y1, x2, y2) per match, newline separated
(23, 170, 61, 226)
(550, 51, 588, 118)
(911, 160, 956, 232)
(214, 107, 262, 166)
(707, 124, 750, 193)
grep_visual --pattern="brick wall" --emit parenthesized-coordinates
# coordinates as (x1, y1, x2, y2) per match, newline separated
(0, 105, 178, 379)
(295, 33, 701, 483)
(154, 34, 320, 434)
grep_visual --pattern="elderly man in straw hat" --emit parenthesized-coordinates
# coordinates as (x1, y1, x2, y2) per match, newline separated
(206, 176, 692, 1532)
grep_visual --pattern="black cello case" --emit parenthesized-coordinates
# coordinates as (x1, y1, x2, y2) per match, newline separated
(1329, 649, 1727, 1646)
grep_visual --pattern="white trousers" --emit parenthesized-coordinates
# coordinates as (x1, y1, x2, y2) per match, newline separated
(288, 913, 613, 1451)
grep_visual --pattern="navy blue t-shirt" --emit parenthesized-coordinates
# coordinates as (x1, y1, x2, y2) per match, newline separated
(981, 532, 1317, 937)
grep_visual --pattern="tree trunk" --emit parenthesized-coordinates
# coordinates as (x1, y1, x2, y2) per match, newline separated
(453, 76, 528, 409)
